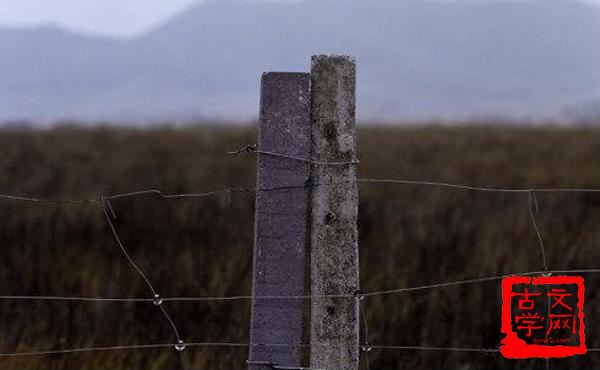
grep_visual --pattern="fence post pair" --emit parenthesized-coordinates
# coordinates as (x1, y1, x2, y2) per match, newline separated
(248, 55, 359, 370)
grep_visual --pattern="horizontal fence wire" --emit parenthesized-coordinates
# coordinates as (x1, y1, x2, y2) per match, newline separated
(2, 341, 600, 358)
(2, 148, 600, 203)
(1, 269, 599, 302)
(2, 149, 600, 362)
(3, 179, 600, 205)
(0, 342, 250, 358)
(0, 188, 251, 204)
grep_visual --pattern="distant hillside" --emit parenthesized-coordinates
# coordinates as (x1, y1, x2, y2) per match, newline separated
(0, 0, 599, 124)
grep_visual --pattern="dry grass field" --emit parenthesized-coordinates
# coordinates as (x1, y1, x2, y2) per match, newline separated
(0, 124, 599, 369)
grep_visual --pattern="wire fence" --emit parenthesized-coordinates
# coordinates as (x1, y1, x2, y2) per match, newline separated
(1, 149, 599, 369)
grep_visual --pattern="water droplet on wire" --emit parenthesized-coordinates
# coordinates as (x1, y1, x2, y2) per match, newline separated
(175, 339, 186, 351)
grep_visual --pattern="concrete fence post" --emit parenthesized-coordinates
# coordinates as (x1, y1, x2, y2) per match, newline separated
(248, 72, 311, 369)
(309, 55, 360, 370)
(248, 55, 359, 370)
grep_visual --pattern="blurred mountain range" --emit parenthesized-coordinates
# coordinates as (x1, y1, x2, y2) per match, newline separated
(0, 0, 599, 124)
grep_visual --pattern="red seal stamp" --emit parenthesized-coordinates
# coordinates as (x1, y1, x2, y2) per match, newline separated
(501, 275, 585, 359)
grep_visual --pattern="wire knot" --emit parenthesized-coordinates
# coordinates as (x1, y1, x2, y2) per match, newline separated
(228, 144, 258, 155)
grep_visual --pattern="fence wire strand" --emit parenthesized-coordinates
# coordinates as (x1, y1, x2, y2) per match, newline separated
(0, 342, 249, 358)
(358, 298, 371, 370)
(4, 178, 600, 205)
(528, 190, 549, 273)
(5, 341, 598, 358)
(2, 268, 599, 303)
(101, 199, 158, 297)
(101, 198, 185, 367)
(528, 190, 552, 370)
(2, 157, 600, 363)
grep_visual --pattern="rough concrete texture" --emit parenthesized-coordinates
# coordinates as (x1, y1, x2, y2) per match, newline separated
(309, 55, 359, 370)
(249, 72, 311, 370)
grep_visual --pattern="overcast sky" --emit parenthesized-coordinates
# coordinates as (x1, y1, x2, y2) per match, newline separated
(0, 0, 598, 38)
(0, 0, 198, 38)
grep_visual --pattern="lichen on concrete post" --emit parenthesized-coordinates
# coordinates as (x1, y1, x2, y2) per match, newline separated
(309, 55, 359, 370)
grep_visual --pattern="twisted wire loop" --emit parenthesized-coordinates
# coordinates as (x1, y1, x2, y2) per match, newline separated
(228, 144, 359, 166)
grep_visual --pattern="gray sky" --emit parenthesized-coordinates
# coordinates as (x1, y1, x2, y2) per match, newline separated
(0, 0, 199, 38)
(0, 0, 598, 38)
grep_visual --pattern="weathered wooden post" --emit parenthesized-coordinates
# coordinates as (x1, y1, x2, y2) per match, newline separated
(310, 55, 360, 370)
(248, 72, 311, 369)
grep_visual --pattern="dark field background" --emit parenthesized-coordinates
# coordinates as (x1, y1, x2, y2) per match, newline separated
(1, 125, 600, 370)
